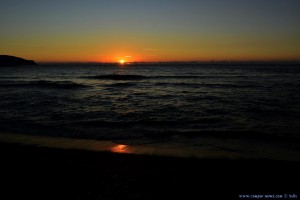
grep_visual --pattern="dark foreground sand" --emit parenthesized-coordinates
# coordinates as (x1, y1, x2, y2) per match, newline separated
(0, 142, 299, 200)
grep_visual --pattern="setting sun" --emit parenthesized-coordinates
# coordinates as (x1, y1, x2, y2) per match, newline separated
(119, 60, 125, 64)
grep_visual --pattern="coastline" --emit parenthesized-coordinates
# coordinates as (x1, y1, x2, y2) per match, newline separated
(0, 132, 244, 159)
(0, 133, 299, 199)
(1, 132, 299, 161)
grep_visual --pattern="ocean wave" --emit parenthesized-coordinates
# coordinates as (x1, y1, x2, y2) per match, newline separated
(1, 116, 299, 144)
(154, 82, 260, 89)
(199, 83, 261, 89)
(82, 74, 219, 80)
(0, 76, 27, 79)
(271, 82, 300, 88)
(154, 75, 252, 79)
(82, 74, 267, 83)
(82, 74, 148, 80)
(77, 118, 225, 128)
(107, 82, 137, 87)
(0, 80, 88, 89)
(154, 82, 200, 88)
(155, 75, 203, 79)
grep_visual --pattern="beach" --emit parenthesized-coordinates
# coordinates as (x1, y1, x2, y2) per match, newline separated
(0, 140, 299, 200)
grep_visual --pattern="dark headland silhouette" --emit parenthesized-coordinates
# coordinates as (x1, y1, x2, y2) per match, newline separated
(0, 55, 37, 66)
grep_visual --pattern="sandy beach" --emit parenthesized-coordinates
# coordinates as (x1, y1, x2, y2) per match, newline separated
(0, 140, 299, 200)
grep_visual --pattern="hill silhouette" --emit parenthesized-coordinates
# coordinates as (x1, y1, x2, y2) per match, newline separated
(0, 55, 37, 66)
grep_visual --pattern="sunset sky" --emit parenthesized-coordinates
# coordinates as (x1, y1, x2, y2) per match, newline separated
(1, 0, 300, 62)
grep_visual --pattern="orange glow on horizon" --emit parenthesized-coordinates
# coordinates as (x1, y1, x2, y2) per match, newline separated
(8, 46, 300, 63)
(12, 47, 300, 63)
(119, 59, 125, 64)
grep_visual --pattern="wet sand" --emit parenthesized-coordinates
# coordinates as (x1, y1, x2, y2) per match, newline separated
(0, 142, 299, 200)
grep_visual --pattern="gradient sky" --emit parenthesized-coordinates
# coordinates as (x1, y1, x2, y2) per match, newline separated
(1, 0, 300, 62)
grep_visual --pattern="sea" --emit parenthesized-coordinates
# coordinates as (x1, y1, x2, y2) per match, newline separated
(0, 63, 300, 160)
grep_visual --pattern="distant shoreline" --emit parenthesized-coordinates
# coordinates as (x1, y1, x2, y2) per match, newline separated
(0, 55, 37, 66)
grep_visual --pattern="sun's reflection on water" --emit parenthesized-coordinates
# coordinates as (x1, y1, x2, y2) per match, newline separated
(110, 144, 131, 154)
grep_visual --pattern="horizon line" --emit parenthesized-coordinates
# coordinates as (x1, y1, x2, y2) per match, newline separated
(37, 60, 300, 65)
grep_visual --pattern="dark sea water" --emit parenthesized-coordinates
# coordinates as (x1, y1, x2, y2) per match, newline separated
(0, 64, 300, 160)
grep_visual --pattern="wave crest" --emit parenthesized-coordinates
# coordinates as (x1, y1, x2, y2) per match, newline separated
(83, 74, 148, 80)
(0, 80, 88, 89)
